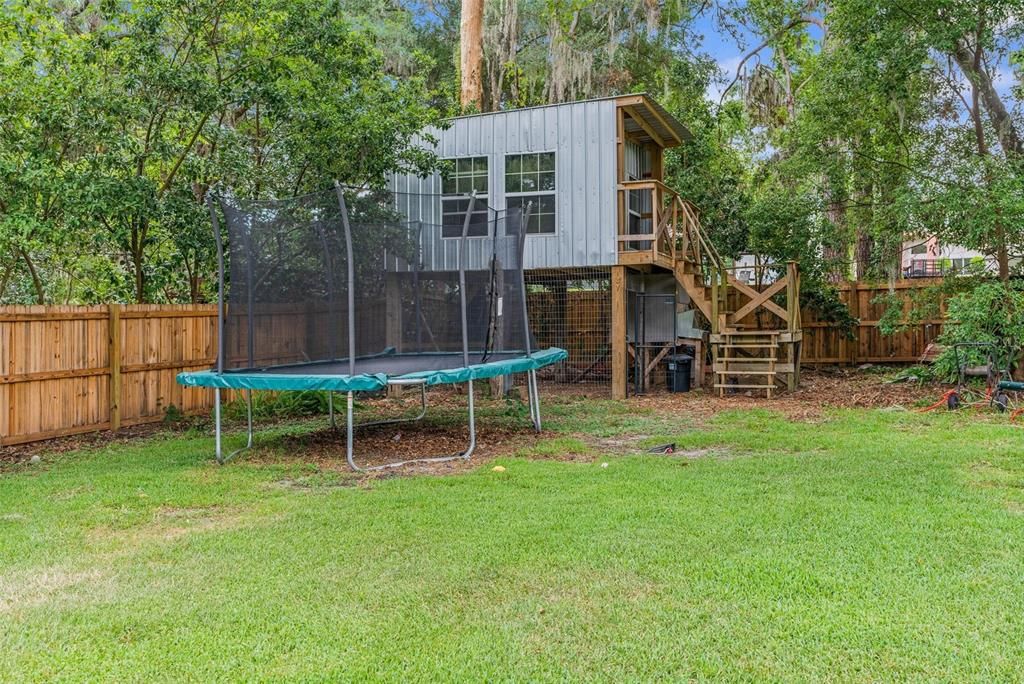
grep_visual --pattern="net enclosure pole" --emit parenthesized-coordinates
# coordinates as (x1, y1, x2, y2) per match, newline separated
(333, 182, 360, 471)
(459, 191, 479, 459)
(207, 194, 226, 463)
(516, 202, 542, 431)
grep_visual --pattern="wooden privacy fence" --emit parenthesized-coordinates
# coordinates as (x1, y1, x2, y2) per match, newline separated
(1, 281, 944, 445)
(1, 305, 219, 446)
(801, 280, 945, 365)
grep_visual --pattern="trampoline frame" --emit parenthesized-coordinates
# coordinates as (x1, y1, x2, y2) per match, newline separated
(198, 184, 549, 470)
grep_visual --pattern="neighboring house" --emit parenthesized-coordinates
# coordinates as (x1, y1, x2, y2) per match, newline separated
(732, 254, 782, 286)
(391, 95, 802, 396)
(902, 237, 994, 278)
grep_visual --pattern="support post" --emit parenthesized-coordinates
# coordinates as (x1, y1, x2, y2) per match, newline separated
(786, 261, 802, 390)
(108, 303, 121, 432)
(611, 265, 628, 400)
(385, 272, 402, 352)
(385, 272, 404, 398)
(786, 261, 799, 333)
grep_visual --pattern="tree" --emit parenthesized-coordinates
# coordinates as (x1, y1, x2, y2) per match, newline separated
(460, 0, 485, 110)
(0, 0, 447, 304)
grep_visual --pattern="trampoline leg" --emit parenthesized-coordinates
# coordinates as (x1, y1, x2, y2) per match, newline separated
(214, 388, 223, 464)
(463, 379, 477, 460)
(328, 391, 336, 429)
(528, 369, 542, 432)
(221, 389, 255, 464)
(345, 381, 472, 471)
(356, 383, 428, 429)
(345, 391, 359, 471)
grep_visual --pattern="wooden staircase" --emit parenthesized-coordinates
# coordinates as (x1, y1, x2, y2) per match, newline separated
(713, 330, 781, 398)
(615, 179, 803, 397)
(661, 195, 802, 397)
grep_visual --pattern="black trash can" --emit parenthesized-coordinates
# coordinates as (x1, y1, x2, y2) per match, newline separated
(665, 354, 693, 393)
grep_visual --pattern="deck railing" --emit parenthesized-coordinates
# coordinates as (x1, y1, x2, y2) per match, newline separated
(616, 179, 723, 271)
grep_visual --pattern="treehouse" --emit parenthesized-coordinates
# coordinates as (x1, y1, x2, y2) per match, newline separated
(392, 94, 802, 397)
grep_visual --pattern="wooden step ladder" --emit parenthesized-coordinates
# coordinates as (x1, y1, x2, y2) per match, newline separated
(713, 330, 780, 398)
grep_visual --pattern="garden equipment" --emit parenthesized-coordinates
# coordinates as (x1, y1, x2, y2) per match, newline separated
(925, 342, 1015, 413)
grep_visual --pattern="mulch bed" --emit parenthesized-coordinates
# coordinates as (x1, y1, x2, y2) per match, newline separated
(1, 367, 948, 469)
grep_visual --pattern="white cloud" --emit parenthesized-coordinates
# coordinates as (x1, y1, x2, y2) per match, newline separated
(706, 55, 745, 104)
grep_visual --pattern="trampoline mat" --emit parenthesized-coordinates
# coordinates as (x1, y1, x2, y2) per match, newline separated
(177, 347, 568, 393)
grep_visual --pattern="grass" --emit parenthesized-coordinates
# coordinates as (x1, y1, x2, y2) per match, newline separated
(2, 397, 1024, 681)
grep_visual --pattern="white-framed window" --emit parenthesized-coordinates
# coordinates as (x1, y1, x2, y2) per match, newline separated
(505, 152, 556, 234)
(910, 242, 928, 255)
(441, 156, 489, 238)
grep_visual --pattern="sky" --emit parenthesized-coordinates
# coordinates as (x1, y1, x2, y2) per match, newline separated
(690, 7, 1019, 105)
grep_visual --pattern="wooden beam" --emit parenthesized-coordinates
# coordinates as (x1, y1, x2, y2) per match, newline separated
(614, 94, 646, 108)
(616, 108, 626, 245)
(731, 276, 790, 322)
(611, 266, 627, 400)
(650, 144, 664, 182)
(727, 276, 789, 321)
(639, 99, 682, 146)
(621, 105, 665, 147)
(617, 233, 658, 243)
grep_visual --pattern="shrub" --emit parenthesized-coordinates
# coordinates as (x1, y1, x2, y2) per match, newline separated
(932, 281, 1024, 381)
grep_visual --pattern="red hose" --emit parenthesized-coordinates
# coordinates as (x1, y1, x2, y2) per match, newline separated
(917, 389, 957, 413)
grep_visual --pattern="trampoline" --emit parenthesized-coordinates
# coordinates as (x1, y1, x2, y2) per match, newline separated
(178, 183, 567, 470)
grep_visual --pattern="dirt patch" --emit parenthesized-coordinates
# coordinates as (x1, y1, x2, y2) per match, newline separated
(88, 505, 248, 545)
(0, 567, 106, 614)
(248, 418, 546, 475)
(592, 368, 940, 424)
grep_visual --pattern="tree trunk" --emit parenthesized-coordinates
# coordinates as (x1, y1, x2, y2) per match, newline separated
(460, 0, 484, 111)
(967, 53, 1011, 282)
(952, 40, 1023, 159)
(853, 175, 874, 280)
(18, 248, 45, 304)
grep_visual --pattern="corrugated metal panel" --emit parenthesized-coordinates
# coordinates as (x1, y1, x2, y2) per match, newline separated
(392, 99, 618, 271)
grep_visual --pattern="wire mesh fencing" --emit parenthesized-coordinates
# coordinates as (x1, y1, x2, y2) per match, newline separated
(526, 268, 611, 386)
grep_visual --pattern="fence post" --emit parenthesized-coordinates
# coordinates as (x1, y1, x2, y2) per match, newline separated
(847, 284, 860, 365)
(108, 303, 121, 432)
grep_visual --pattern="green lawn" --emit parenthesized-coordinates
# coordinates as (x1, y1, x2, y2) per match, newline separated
(2, 397, 1024, 681)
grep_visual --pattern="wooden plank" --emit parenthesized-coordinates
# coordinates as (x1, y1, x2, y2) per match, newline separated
(121, 359, 215, 374)
(0, 312, 108, 322)
(120, 309, 217, 319)
(1, 366, 109, 384)
(726, 277, 789, 321)
(731, 276, 789, 322)
(621, 105, 665, 147)
(611, 266, 627, 400)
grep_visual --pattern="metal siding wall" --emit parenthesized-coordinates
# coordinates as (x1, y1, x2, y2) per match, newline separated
(392, 100, 618, 271)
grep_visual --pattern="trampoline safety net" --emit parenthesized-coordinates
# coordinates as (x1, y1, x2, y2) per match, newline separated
(215, 186, 535, 373)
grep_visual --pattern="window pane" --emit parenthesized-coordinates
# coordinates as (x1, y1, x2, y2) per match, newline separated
(538, 214, 556, 234)
(507, 155, 521, 175)
(539, 171, 555, 191)
(456, 158, 471, 173)
(540, 195, 556, 213)
(475, 175, 488, 193)
(539, 153, 555, 171)
(521, 174, 537, 192)
(473, 157, 487, 173)
(442, 176, 456, 194)
(523, 154, 538, 172)
(506, 175, 521, 193)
